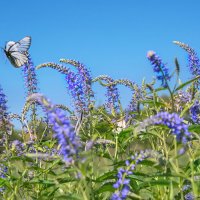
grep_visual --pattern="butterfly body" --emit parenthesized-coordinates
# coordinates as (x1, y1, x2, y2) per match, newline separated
(4, 36, 31, 68)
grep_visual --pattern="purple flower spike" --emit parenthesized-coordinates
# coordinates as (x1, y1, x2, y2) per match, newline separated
(65, 71, 88, 114)
(0, 85, 11, 135)
(28, 93, 81, 164)
(94, 75, 120, 113)
(111, 150, 153, 200)
(60, 59, 94, 103)
(125, 84, 143, 123)
(173, 41, 200, 78)
(106, 80, 120, 113)
(147, 51, 170, 88)
(141, 112, 191, 144)
(22, 55, 39, 123)
(0, 86, 8, 122)
(22, 55, 38, 96)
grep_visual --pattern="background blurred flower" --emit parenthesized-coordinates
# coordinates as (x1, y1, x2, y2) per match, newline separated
(190, 100, 200, 124)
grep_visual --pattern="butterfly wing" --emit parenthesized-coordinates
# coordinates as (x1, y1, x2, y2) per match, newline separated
(6, 52, 28, 68)
(4, 36, 31, 68)
(5, 41, 15, 52)
(9, 36, 31, 53)
(12, 52, 28, 67)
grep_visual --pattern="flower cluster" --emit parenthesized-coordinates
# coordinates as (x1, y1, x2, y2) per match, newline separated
(22, 55, 39, 124)
(28, 93, 81, 164)
(184, 193, 195, 200)
(147, 51, 171, 88)
(0, 164, 7, 193)
(37, 62, 90, 114)
(106, 81, 120, 113)
(190, 100, 200, 124)
(0, 86, 8, 122)
(141, 112, 191, 144)
(60, 59, 94, 103)
(11, 140, 25, 156)
(22, 55, 38, 96)
(94, 75, 120, 113)
(173, 41, 200, 78)
(0, 85, 10, 135)
(111, 150, 153, 200)
(65, 71, 88, 114)
(182, 184, 194, 200)
(174, 91, 192, 112)
(125, 84, 142, 123)
(0, 164, 7, 179)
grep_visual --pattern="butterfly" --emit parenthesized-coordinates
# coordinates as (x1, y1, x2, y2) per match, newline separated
(4, 36, 31, 68)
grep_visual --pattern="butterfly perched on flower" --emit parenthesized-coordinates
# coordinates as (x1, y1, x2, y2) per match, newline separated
(4, 36, 31, 68)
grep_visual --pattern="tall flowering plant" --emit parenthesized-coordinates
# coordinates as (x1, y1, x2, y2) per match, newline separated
(0, 85, 10, 135)
(1, 39, 200, 199)
(27, 93, 81, 164)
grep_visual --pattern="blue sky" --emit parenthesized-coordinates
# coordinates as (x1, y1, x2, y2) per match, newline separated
(0, 0, 200, 118)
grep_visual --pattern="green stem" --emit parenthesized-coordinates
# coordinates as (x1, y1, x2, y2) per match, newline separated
(114, 135, 118, 159)
(159, 65, 175, 112)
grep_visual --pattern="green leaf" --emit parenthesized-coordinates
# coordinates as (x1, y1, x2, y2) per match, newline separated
(47, 187, 59, 197)
(96, 171, 116, 182)
(10, 156, 34, 162)
(140, 100, 166, 108)
(26, 179, 55, 186)
(139, 160, 157, 166)
(55, 194, 82, 200)
(175, 76, 200, 92)
(56, 178, 77, 184)
(189, 125, 200, 133)
(151, 87, 168, 93)
(139, 179, 178, 188)
(95, 182, 115, 194)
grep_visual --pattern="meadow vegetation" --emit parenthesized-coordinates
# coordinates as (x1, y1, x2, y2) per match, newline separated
(0, 40, 200, 200)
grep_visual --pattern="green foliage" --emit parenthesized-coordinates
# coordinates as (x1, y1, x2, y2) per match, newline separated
(1, 56, 200, 200)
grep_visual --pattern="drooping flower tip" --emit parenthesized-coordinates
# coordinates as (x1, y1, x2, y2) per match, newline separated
(173, 41, 200, 79)
(147, 50, 156, 59)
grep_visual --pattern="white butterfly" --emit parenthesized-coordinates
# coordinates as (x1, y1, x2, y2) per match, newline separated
(4, 36, 31, 68)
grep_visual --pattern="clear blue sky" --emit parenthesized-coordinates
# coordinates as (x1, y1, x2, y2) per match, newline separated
(0, 0, 200, 117)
